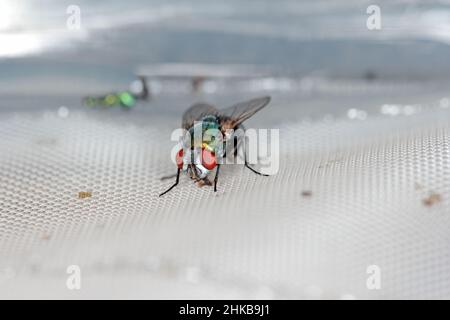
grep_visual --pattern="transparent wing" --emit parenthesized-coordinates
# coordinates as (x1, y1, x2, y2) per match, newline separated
(218, 96, 271, 127)
(182, 103, 219, 129)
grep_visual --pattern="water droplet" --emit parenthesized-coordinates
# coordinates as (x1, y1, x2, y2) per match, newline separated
(440, 97, 449, 109)
(403, 105, 416, 116)
(381, 104, 400, 116)
(57, 106, 69, 118)
(130, 80, 143, 94)
(347, 108, 367, 120)
(203, 81, 218, 94)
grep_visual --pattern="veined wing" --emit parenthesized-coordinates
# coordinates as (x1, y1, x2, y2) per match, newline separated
(182, 103, 219, 129)
(218, 96, 271, 127)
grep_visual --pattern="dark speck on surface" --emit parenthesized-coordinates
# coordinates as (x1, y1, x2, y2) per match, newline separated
(422, 192, 442, 207)
(301, 190, 312, 197)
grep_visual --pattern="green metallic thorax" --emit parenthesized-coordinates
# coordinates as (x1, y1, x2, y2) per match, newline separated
(187, 115, 223, 154)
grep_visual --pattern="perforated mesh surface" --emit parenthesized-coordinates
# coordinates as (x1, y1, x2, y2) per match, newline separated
(1, 88, 450, 299)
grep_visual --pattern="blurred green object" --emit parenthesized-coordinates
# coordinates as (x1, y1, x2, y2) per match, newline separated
(104, 94, 119, 106)
(83, 91, 136, 109)
(84, 97, 97, 108)
(82, 77, 147, 110)
(118, 92, 136, 108)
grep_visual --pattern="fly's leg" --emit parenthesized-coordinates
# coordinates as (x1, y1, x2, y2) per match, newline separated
(159, 168, 181, 197)
(244, 150, 269, 176)
(245, 163, 268, 176)
(233, 128, 268, 176)
(214, 164, 221, 192)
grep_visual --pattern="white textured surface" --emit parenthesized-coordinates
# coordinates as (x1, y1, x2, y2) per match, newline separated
(1, 91, 450, 299)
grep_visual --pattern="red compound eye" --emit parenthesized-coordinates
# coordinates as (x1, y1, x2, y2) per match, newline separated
(202, 148, 217, 170)
(176, 149, 184, 168)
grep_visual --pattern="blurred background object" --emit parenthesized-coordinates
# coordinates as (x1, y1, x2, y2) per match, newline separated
(4, 0, 450, 97)
(82, 76, 148, 109)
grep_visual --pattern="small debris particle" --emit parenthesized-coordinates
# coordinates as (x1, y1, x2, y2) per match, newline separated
(318, 158, 342, 169)
(363, 70, 377, 82)
(422, 192, 442, 207)
(414, 182, 424, 191)
(78, 191, 92, 199)
(41, 234, 51, 241)
(301, 190, 312, 197)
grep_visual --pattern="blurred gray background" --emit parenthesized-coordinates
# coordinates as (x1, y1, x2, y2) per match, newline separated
(3, 0, 450, 94)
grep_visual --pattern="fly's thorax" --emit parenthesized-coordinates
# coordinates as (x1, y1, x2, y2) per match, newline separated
(187, 115, 224, 156)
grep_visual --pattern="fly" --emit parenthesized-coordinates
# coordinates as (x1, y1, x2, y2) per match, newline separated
(159, 96, 271, 197)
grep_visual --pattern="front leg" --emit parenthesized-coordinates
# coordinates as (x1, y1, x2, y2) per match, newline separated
(159, 168, 181, 197)
(214, 164, 221, 192)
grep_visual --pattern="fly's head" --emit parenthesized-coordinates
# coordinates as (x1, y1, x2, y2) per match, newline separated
(176, 116, 223, 184)
(176, 146, 218, 185)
